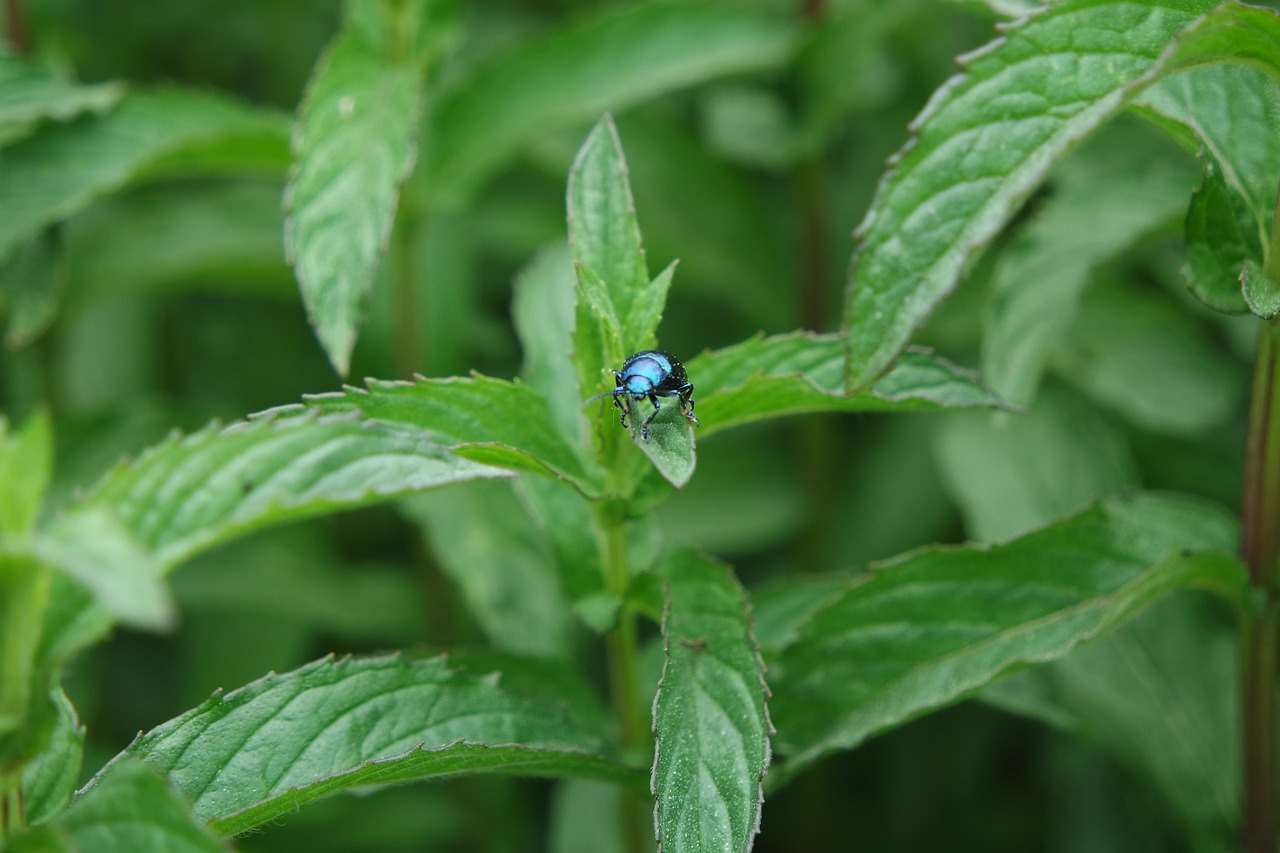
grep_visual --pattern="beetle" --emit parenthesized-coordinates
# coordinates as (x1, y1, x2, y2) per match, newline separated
(585, 350, 699, 442)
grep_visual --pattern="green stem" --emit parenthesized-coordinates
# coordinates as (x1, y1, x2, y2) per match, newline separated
(595, 501, 648, 853)
(1241, 185, 1280, 851)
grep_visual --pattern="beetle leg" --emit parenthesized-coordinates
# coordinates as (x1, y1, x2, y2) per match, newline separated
(677, 384, 699, 428)
(640, 394, 662, 441)
(613, 394, 630, 428)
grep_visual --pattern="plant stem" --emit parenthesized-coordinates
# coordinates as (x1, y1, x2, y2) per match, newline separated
(1241, 185, 1280, 851)
(596, 502, 649, 853)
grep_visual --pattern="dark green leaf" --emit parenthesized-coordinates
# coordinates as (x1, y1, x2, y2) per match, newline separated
(100, 653, 640, 835)
(286, 8, 426, 375)
(1, 231, 65, 349)
(0, 89, 289, 265)
(10, 758, 226, 853)
(768, 493, 1244, 776)
(423, 3, 797, 202)
(843, 0, 1219, 388)
(21, 688, 85, 825)
(0, 53, 123, 132)
(1156, 2, 1280, 80)
(689, 334, 1004, 438)
(289, 376, 599, 492)
(652, 552, 771, 853)
(1182, 150, 1256, 313)
(0, 554, 49, 739)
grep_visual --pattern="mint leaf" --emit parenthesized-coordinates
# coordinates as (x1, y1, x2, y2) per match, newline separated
(286, 5, 427, 375)
(769, 493, 1244, 777)
(653, 552, 770, 853)
(843, 0, 1220, 388)
(99, 653, 640, 836)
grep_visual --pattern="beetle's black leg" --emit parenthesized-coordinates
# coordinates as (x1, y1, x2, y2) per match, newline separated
(677, 383, 699, 428)
(640, 394, 661, 441)
(613, 394, 629, 428)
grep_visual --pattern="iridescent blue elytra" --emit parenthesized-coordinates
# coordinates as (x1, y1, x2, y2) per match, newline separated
(585, 350, 699, 442)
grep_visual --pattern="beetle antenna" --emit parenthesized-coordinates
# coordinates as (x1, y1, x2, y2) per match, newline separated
(583, 388, 621, 407)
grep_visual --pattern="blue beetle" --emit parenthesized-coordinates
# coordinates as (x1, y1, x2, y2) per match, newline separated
(586, 350, 699, 442)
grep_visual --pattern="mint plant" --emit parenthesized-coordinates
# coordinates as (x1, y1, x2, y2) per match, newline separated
(1, 0, 1279, 850)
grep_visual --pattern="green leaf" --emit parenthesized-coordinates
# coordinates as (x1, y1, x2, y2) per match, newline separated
(1, 231, 65, 349)
(1138, 61, 1280, 314)
(843, 0, 1221, 389)
(9, 758, 226, 853)
(1155, 2, 1280, 79)
(289, 376, 598, 492)
(688, 334, 1004, 438)
(768, 493, 1244, 777)
(982, 593, 1237, 848)
(980, 121, 1197, 405)
(934, 386, 1138, 542)
(1056, 281, 1241, 434)
(40, 411, 511, 575)
(423, 3, 797, 202)
(0, 53, 123, 133)
(513, 476, 606, 620)
(66, 181, 290, 302)
(100, 653, 641, 836)
(0, 554, 50, 738)
(0, 410, 52, 537)
(402, 481, 575, 659)
(652, 552, 771, 853)
(568, 116, 649, 343)
(513, 244, 582, 443)
(1243, 258, 1280, 318)
(0, 88, 289, 265)
(574, 261, 625, 397)
(22, 687, 85, 825)
(285, 6, 426, 376)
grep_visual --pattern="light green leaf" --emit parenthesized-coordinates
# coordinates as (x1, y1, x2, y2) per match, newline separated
(513, 476, 606, 619)
(41, 411, 510, 575)
(1138, 60, 1280, 314)
(568, 116, 649, 343)
(1056, 281, 1241, 434)
(982, 593, 1237, 848)
(22, 687, 85, 825)
(0, 88, 289, 265)
(513, 244, 582, 442)
(0, 410, 52, 537)
(287, 376, 599, 492)
(843, 0, 1222, 388)
(0, 553, 49, 738)
(66, 181, 290, 301)
(98, 653, 641, 836)
(934, 386, 1137, 542)
(402, 481, 575, 659)
(688, 334, 1004, 438)
(1243, 258, 1280, 318)
(652, 552, 770, 853)
(0, 53, 123, 133)
(631, 400, 697, 490)
(575, 261, 625, 392)
(286, 7, 426, 376)
(980, 121, 1197, 405)
(768, 493, 1244, 777)
(10, 758, 226, 853)
(1155, 2, 1280, 80)
(423, 3, 797, 202)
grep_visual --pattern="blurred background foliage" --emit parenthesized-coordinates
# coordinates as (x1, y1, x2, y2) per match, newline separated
(0, 0, 1266, 850)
